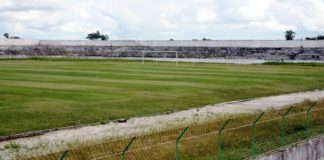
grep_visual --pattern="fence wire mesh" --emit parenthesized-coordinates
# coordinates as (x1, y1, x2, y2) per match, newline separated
(26, 100, 324, 160)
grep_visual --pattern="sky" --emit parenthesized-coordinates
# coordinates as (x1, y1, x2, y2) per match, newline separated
(0, 0, 324, 40)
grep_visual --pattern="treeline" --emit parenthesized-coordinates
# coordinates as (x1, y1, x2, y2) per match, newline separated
(3, 33, 21, 39)
(305, 35, 324, 40)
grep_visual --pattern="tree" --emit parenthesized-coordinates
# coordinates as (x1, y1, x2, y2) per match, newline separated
(10, 36, 21, 39)
(284, 30, 296, 40)
(3, 33, 9, 39)
(306, 37, 316, 40)
(100, 35, 109, 41)
(86, 31, 109, 41)
(202, 37, 212, 41)
(317, 35, 324, 40)
(305, 35, 324, 40)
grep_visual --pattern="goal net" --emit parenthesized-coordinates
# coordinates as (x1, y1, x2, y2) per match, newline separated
(138, 51, 179, 64)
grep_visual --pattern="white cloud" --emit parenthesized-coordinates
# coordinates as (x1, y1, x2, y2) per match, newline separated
(72, 3, 91, 19)
(195, 8, 219, 24)
(59, 22, 87, 33)
(302, 0, 324, 31)
(238, 0, 274, 21)
(0, 10, 45, 21)
(0, 0, 323, 40)
(0, 0, 15, 8)
(249, 20, 296, 31)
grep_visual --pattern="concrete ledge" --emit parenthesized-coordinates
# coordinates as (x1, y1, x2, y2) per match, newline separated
(1, 39, 324, 48)
(0, 39, 40, 46)
(256, 134, 324, 160)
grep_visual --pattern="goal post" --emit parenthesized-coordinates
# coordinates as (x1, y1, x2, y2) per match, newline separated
(139, 51, 179, 65)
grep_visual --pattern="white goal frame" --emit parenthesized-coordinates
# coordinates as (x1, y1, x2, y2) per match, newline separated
(138, 51, 179, 65)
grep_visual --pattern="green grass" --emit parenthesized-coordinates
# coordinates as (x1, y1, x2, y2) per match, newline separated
(183, 125, 324, 160)
(181, 100, 324, 160)
(0, 58, 324, 136)
(28, 99, 324, 160)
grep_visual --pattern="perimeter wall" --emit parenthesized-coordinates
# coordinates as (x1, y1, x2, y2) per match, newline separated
(1, 40, 324, 60)
(256, 135, 324, 160)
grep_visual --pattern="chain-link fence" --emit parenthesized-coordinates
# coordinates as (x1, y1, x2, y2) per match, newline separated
(26, 100, 324, 160)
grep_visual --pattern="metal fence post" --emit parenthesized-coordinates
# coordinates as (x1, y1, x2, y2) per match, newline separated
(306, 102, 317, 138)
(218, 119, 231, 160)
(175, 127, 189, 160)
(176, 52, 178, 66)
(252, 112, 265, 158)
(281, 107, 293, 146)
(142, 52, 145, 64)
(122, 137, 136, 160)
(59, 151, 68, 160)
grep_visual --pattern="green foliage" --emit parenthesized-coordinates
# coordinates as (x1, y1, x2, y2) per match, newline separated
(86, 31, 109, 41)
(262, 61, 324, 66)
(202, 37, 212, 41)
(3, 33, 9, 39)
(285, 30, 296, 40)
(2, 33, 20, 39)
(306, 37, 316, 40)
(29, 100, 324, 160)
(4, 142, 21, 150)
(306, 35, 324, 40)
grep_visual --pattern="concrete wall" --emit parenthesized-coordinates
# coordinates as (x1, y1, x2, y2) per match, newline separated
(256, 135, 324, 160)
(39, 40, 324, 48)
(0, 39, 40, 46)
(1, 39, 324, 60)
(1, 39, 324, 47)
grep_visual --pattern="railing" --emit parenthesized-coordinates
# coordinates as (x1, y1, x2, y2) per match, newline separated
(27, 100, 324, 160)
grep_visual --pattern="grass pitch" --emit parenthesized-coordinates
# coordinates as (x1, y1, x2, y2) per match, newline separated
(0, 58, 324, 135)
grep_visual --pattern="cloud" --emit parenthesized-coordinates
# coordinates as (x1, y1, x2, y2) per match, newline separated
(302, 0, 324, 31)
(249, 20, 296, 31)
(0, 0, 323, 40)
(0, 0, 15, 9)
(238, 0, 274, 21)
(195, 8, 219, 24)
